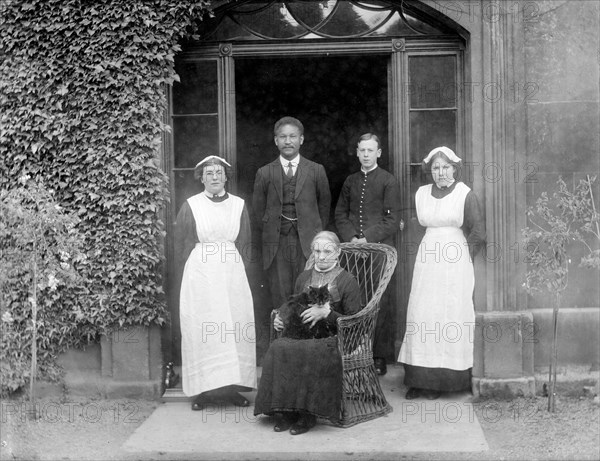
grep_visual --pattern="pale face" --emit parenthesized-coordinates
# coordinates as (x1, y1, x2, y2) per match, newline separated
(274, 124, 304, 161)
(356, 139, 382, 170)
(312, 238, 341, 271)
(201, 164, 227, 195)
(431, 157, 456, 188)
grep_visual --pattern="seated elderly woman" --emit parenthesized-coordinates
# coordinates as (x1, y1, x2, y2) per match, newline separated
(254, 231, 361, 435)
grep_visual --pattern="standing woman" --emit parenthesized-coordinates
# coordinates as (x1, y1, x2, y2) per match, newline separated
(175, 155, 256, 410)
(398, 147, 485, 400)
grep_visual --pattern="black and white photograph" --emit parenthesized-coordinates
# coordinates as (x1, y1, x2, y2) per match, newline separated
(1, 1, 599, 460)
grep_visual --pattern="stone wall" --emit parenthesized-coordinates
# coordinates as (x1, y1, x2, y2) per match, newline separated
(55, 326, 163, 399)
(524, 0, 600, 309)
(472, 308, 599, 398)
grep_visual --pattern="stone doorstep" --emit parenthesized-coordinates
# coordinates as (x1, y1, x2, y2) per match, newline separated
(123, 364, 490, 457)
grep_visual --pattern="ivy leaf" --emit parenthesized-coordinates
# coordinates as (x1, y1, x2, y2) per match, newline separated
(30, 141, 43, 153)
(1, 0, 205, 397)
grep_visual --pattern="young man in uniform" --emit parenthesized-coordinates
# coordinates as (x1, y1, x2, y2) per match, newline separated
(335, 133, 401, 375)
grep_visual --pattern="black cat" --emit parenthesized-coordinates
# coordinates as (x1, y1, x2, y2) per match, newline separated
(278, 284, 333, 340)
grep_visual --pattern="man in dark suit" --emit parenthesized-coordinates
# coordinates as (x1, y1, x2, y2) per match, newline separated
(335, 133, 402, 376)
(253, 116, 331, 311)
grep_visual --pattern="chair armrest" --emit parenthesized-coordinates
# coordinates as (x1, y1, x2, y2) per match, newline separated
(336, 298, 380, 358)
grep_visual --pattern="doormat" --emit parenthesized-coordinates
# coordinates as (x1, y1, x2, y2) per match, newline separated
(123, 365, 488, 460)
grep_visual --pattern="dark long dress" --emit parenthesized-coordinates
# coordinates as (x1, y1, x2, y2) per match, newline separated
(400, 181, 486, 392)
(254, 266, 361, 421)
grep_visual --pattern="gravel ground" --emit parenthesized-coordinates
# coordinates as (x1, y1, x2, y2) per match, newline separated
(1, 393, 598, 460)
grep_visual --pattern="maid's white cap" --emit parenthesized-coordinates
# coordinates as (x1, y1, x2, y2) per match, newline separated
(423, 146, 461, 164)
(195, 155, 232, 168)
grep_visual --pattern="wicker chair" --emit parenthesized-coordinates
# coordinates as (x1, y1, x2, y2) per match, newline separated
(270, 242, 397, 427)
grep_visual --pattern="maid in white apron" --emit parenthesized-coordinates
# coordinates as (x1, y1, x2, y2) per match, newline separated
(174, 155, 256, 410)
(398, 147, 485, 400)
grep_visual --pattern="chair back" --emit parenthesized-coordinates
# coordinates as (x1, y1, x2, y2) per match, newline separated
(305, 242, 397, 312)
(283, 243, 398, 427)
(339, 243, 394, 308)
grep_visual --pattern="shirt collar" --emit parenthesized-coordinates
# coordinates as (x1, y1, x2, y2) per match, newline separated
(204, 190, 226, 198)
(435, 179, 456, 190)
(279, 155, 300, 168)
(361, 164, 378, 174)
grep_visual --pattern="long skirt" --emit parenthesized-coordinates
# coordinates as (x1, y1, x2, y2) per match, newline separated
(254, 336, 342, 421)
(403, 364, 471, 392)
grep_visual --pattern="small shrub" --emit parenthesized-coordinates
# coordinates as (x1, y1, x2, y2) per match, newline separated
(522, 175, 599, 411)
(0, 175, 87, 397)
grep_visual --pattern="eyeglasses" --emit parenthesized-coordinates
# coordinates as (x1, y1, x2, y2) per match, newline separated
(203, 170, 225, 178)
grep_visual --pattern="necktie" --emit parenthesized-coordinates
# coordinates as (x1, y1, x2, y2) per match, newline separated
(286, 162, 294, 178)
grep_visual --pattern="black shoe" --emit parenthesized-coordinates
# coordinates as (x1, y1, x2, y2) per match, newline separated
(374, 357, 387, 376)
(421, 389, 441, 400)
(273, 412, 298, 432)
(289, 414, 316, 435)
(226, 390, 250, 407)
(405, 387, 421, 400)
(191, 392, 216, 411)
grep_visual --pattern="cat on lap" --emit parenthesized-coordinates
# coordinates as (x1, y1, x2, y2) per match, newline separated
(278, 284, 333, 340)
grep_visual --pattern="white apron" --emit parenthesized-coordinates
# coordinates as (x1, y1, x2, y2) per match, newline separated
(180, 193, 257, 396)
(398, 183, 475, 370)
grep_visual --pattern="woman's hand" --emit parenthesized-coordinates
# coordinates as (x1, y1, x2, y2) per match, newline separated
(301, 302, 331, 328)
(273, 311, 284, 331)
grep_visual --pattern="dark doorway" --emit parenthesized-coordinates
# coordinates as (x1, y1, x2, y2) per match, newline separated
(234, 55, 389, 362)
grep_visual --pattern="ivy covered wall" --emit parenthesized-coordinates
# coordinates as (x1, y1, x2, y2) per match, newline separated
(0, 0, 211, 395)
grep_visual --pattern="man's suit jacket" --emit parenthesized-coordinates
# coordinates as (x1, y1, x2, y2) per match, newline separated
(253, 156, 331, 270)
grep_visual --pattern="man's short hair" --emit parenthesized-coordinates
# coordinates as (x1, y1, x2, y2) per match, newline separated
(274, 116, 304, 136)
(357, 133, 381, 148)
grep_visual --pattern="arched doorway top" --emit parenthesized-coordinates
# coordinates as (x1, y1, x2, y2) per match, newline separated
(197, 0, 468, 42)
